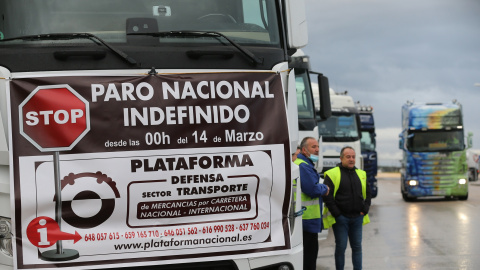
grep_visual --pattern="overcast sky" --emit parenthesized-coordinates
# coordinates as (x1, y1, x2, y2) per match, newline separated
(303, 0, 480, 166)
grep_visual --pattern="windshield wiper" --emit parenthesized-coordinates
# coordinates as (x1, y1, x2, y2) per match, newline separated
(0, 33, 138, 66)
(128, 31, 263, 65)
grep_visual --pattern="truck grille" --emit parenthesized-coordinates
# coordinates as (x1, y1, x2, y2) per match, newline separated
(410, 151, 466, 188)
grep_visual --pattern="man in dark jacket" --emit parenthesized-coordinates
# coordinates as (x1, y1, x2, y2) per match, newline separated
(323, 146, 371, 270)
(293, 137, 329, 270)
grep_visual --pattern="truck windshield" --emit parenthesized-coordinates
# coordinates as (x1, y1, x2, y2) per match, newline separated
(361, 131, 375, 151)
(408, 130, 465, 152)
(318, 113, 359, 142)
(0, 0, 280, 46)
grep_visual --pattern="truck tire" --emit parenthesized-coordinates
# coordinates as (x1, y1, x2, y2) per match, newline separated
(402, 192, 416, 202)
(458, 193, 468, 201)
(468, 168, 478, 182)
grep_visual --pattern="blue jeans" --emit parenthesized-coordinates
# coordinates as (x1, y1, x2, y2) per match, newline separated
(332, 215, 364, 270)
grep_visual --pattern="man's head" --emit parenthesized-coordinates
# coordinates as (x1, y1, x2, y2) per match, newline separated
(340, 146, 356, 169)
(300, 137, 319, 157)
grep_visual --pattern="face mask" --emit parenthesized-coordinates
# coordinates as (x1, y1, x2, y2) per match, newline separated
(309, 154, 319, 163)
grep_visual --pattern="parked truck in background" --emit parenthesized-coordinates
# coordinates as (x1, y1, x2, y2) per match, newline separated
(0, 1, 330, 270)
(289, 52, 332, 241)
(290, 50, 331, 145)
(312, 88, 363, 175)
(356, 103, 378, 198)
(466, 148, 480, 182)
(399, 101, 468, 201)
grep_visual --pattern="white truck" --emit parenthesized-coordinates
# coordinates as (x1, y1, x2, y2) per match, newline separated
(290, 50, 331, 144)
(311, 88, 363, 174)
(0, 1, 331, 270)
(466, 149, 480, 182)
(290, 51, 332, 242)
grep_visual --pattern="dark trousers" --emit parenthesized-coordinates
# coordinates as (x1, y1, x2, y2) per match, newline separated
(303, 230, 319, 270)
(332, 215, 363, 270)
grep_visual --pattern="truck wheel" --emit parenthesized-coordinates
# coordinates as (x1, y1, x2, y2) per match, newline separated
(402, 193, 416, 202)
(458, 193, 468, 201)
(400, 178, 413, 201)
(468, 169, 478, 182)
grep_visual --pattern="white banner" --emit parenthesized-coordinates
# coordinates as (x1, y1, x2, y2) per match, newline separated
(8, 72, 291, 269)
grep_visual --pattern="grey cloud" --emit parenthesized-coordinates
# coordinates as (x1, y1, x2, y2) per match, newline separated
(303, 0, 480, 158)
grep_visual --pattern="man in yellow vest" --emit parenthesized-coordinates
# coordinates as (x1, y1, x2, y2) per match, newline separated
(323, 146, 371, 270)
(293, 137, 329, 270)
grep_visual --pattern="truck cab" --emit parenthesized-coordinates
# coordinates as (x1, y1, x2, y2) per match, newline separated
(313, 88, 363, 175)
(290, 50, 331, 145)
(356, 104, 378, 198)
(399, 101, 468, 201)
(0, 1, 319, 269)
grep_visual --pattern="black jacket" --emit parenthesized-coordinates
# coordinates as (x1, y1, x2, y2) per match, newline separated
(323, 163, 372, 218)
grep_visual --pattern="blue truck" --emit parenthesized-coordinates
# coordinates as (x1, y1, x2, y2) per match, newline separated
(357, 104, 378, 198)
(399, 101, 468, 201)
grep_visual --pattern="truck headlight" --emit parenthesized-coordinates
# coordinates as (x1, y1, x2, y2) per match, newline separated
(408, 180, 418, 186)
(458, 178, 467, 185)
(0, 216, 13, 257)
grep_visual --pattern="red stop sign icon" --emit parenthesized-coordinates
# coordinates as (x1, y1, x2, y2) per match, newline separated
(19, 85, 90, 152)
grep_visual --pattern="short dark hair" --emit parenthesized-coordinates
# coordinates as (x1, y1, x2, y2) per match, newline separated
(300, 137, 316, 150)
(340, 146, 355, 158)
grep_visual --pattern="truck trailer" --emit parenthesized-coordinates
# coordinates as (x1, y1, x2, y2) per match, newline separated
(399, 101, 468, 201)
(0, 1, 331, 269)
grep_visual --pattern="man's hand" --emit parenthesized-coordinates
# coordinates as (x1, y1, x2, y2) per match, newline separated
(324, 185, 330, 196)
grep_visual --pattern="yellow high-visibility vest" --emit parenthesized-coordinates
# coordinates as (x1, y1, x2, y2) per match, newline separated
(322, 166, 370, 229)
(293, 158, 321, 220)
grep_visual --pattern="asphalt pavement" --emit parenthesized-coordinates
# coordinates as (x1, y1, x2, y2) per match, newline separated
(315, 173, 480, 270)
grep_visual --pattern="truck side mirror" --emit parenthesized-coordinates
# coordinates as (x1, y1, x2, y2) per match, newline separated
(317, 74, 331, 120)
(284, 0, 308, 48)
(399, 137, 404, 150)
